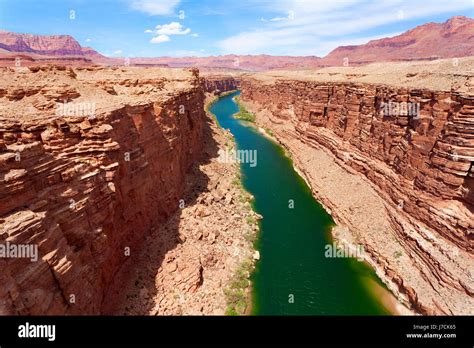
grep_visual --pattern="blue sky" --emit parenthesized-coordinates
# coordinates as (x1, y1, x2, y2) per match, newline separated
(0, 0, 472, 57)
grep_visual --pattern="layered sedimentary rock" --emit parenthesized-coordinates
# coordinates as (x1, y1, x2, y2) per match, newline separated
(102, 115, 259, 315)
(0, 66, 206, 314)
(240, 60, 474, 315)
(202, 75, 240, 94)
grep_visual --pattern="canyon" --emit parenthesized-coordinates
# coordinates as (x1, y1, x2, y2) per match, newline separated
(0, 65, 255, 314)
(0, 41, 473, 316)
(237, 58, 474, 315)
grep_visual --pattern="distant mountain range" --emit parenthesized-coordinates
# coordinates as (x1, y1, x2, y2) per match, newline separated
(0, 30, 108, 65)
(322, 16, 474, 65)
(0, 16, 472, 70)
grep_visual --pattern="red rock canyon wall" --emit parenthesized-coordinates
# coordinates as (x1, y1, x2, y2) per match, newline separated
(241, 79, 473, 251)
(240, 77, 474, 314)
(202, 76, 239, 95)
(0, 67, 205, 314)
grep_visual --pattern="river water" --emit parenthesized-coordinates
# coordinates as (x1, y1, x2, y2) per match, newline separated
(210, 91, 390, 315)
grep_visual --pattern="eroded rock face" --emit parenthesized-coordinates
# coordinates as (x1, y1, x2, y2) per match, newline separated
(202, 75, 239, 95)
(102, 113, 259, 315)
(241, 78, 473, 249)
(240, 75, 474, 315)
(0, 67, 206, 314)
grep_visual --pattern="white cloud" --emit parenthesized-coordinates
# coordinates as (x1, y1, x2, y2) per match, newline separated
(113, 50, 123, 55)
(150, 34, 171, 43)
(155, 22, 190, 35)
(219, 0, 474, 56)
(146, 21, 192, 43)
(192, 33, 199, 37)
(130, 0, 180, 16)
(85, 38, 92, 42)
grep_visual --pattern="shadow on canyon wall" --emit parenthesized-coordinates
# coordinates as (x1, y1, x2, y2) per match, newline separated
(101, 113, 220, 315)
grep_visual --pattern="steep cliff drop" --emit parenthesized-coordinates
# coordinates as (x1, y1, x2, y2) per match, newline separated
(0, 66, 255, 315)
(202, 74, 240, 95)
(0, 66, 206, 314)
(239, 58, 474, 315)
(102, 83, 259, 315)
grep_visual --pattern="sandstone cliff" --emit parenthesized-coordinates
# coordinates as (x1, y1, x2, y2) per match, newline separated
(240, 60, 474, 315)
(0, 66, 206, 314)
(202, 75, 240, 94)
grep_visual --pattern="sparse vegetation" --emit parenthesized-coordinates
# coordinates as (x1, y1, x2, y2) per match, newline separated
(233, 97, 256, 122)
(231, 178, 240, 187)
(224, 177, 259, 316)
(244, 229, 258, 243)
(246, 215, 257, 225)
(224, 259, 254, 315)
(238, 194, 248, 203)
(263, 127, 274, 137)
(231, 172, 244, 188)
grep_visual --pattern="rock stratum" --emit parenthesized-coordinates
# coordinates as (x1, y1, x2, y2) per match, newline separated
(202, 74, 240, 94)
(239, 58, 474, 315)
(0, 66, 211, 314)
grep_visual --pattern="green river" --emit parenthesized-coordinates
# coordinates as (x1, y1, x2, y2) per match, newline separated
(210, 91, 391, 315)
